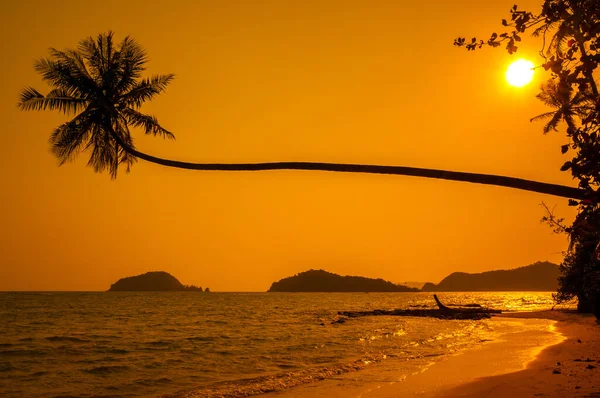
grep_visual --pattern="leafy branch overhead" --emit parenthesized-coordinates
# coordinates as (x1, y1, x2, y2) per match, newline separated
(456, 1, 600, 201)
(456, 0, 600, 315)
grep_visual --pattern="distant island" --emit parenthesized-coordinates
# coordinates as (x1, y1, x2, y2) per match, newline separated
(267, 269, 419, 292)
(421, 261, 559, 292)
(108, 271, 208, 292)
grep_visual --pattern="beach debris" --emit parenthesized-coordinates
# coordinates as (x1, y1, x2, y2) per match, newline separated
(552, 369, 562, 374)
(556, 361, 561, 366)
(446, 303, 483, 308)
(336, 309, 494, 321)
(335, 295, 501, 322)
(586, 364, 596, 370)
(578, 339, 582, 343)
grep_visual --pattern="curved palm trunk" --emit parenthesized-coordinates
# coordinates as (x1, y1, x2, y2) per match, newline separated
(109, 131, 587, 200)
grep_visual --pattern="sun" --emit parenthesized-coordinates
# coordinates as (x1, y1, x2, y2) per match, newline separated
(506, 59, 535, 87)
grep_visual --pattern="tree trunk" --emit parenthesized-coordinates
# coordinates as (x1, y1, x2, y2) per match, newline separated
(577, 294, 593, 313)
(108, 130, 587, 200)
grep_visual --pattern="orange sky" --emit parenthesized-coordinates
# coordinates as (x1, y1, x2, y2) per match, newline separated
(0, 0, 579, 291)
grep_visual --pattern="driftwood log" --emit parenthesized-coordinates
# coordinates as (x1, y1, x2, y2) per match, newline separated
(333, 294, 501, 323)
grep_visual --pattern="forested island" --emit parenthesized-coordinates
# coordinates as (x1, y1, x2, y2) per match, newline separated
(421, 261, 559, 291)
(268, 269, 419, 292)
(268, 262, 559, 293)
(108, 271, 208, 292)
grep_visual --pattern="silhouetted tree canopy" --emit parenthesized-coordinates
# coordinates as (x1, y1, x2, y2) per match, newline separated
(456, 0, 600, 317)
(19, 32, 174, 178)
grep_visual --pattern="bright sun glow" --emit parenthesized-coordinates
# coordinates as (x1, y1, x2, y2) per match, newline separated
(506, 59, 535, 87)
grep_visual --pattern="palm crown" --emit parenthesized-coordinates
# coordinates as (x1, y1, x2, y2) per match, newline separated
(530, 79, 593, 134)
(19, 31, 174, 177)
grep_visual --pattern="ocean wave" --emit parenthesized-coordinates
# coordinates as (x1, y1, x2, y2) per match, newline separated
(54, 395, 124, 398)
(143, 361, 166, 369)
(83, 365, 130, 375)
(106, 348, 129, 355)
(92, 347, 129, 355)
(185, 336, 214, 342)
(134, 377, 173, 386)
(88, 334, 120, 340)
(0, 349, 46, 357)
(45, 336, 88, 343)
(0, 362, 15, 372)
(165, 360, 368, 398)
(145, 340, 173, 346)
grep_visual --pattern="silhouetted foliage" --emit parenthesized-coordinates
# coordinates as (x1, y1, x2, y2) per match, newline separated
(20, 33, 589, 200)
(19, 31, 174, 178)
(456, 0, 600, 318)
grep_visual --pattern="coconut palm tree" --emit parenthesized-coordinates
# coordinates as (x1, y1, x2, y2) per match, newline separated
(530, 80, 593, 134)
(19, 32, 588, 200)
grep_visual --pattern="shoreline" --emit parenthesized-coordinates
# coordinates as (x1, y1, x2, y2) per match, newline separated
(268, 310, 599, 398)
(433, 311, 600, 397)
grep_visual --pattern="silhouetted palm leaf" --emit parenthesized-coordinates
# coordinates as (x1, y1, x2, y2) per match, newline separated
(121, 108, 174, 139)
(531, 80, 593, 133)
(121, 74, 175, 108)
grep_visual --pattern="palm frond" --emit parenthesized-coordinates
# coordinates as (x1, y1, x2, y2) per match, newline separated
(532, 21, 558, 38)
(536, 82, 562, 108)
(18, 87, 44, 110)
(122, 108, 175, 139)
(530, 111, 557, 123)
(119, 74, 174, 108)
(49, 111, 94, 164)
(562, 109, 580, 131)
(18, 87, 88, 113)
(113, 36, 148, 94)
(48, 48, 99, 91)
(78, 34, 108, 81)
(33, 57, 97, 98)
(544, 112, 564, 134)
(114, 117, 137, 174)
(548, 24, 574, 54)
(86, 124, 114, 175)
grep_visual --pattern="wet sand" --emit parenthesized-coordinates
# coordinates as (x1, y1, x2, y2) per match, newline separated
(433, 311, 600, 398)
(270, 311, 600, 398)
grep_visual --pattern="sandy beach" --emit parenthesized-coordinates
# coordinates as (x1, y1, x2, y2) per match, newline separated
(270, 310, 600, 398)
(434, 311, 600, 398)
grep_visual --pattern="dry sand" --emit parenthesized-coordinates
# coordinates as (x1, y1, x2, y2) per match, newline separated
(433, 311, 600, 398)
(270, 311, 600, 398)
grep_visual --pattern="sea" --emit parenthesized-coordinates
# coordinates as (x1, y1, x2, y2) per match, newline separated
(0, 291, 561, 398)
